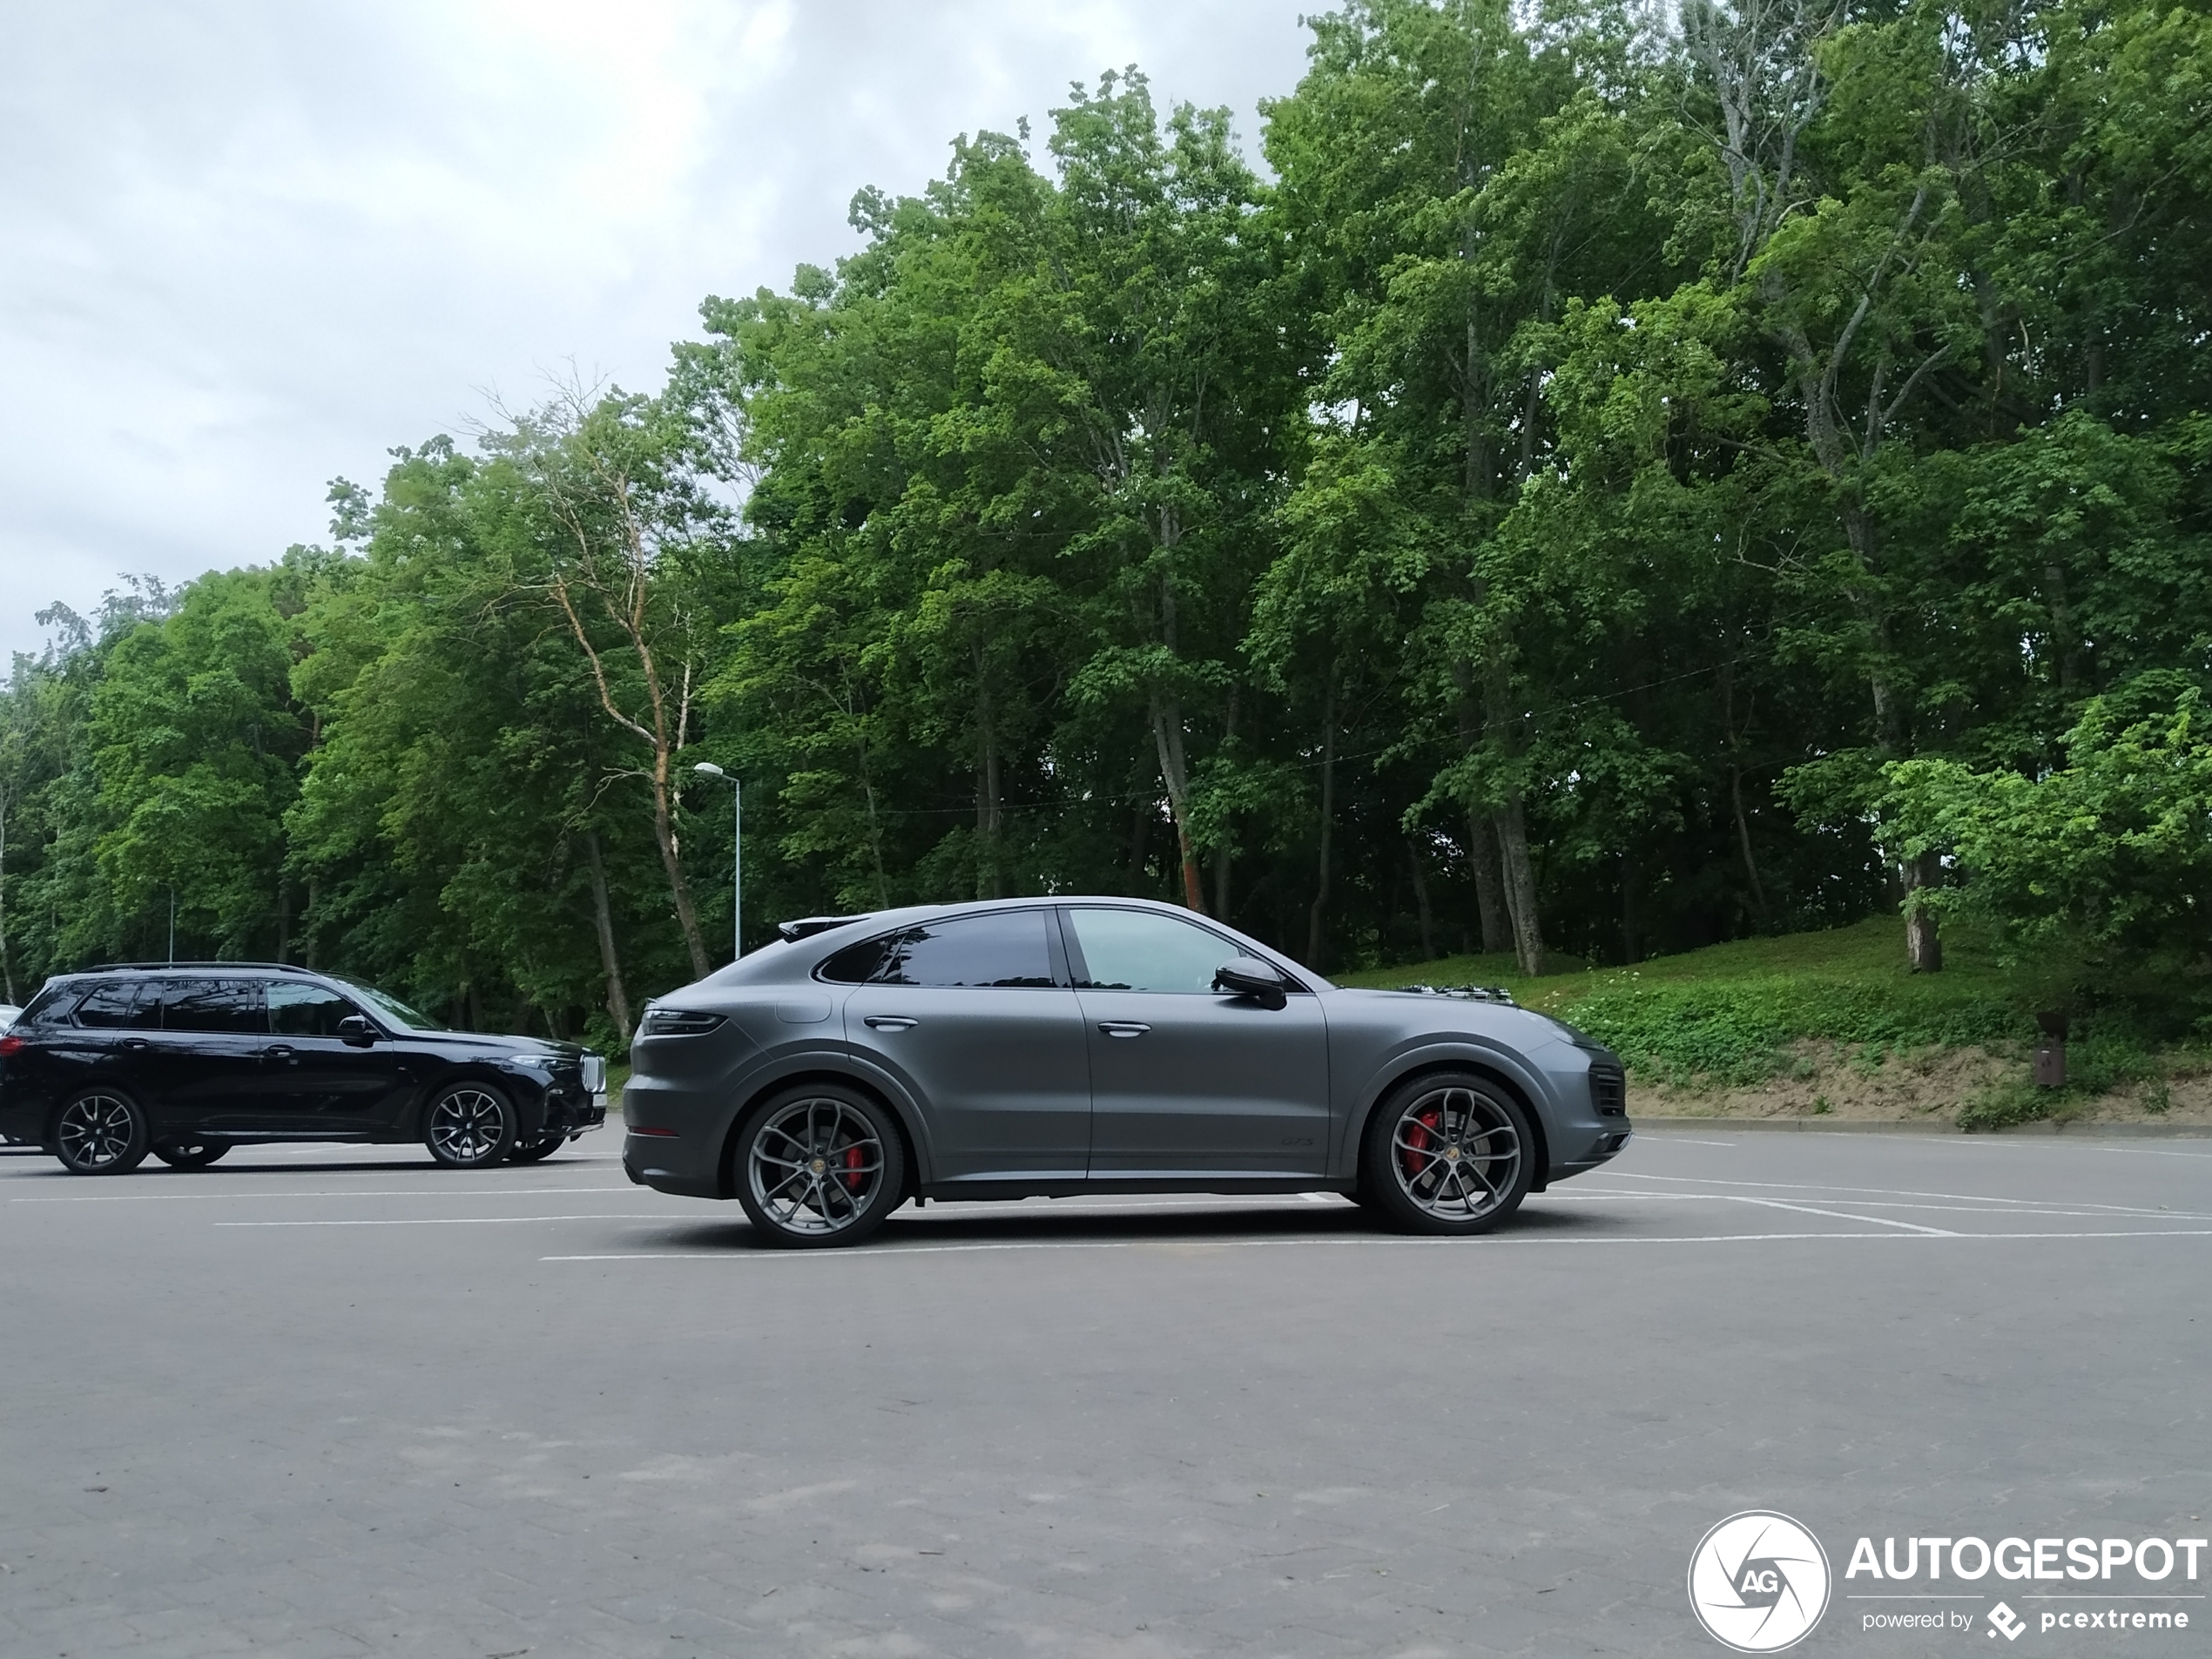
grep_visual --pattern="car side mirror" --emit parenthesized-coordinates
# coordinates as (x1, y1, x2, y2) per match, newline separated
(337, 1015, 378, 1047)
(1214, 957, 1289, 1011)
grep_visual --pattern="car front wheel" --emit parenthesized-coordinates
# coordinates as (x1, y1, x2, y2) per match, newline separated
(152, 1139, 229, 1169)
(423, 1083, 516, 1169)
(1359, 1072, 1534, 1235)
(732, 1084, 905, 1249)
(506, 1133, 565, 1163)
(54, 1090, 152, 1176)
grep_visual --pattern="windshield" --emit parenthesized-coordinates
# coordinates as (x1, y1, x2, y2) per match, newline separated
(328, 974, 437, 1033)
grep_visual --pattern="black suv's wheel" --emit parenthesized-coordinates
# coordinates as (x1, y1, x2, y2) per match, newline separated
(54, 1089, 151, 1176)
(732, 1083, 906, 1249)
(507, 1133, 565, 1164)
(1359, 1071, 1534, 1236)
(423, 1082, 516, 1169)
(152, 1139, 229, 1170)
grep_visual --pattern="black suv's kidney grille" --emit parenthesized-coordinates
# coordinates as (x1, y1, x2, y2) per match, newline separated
(1590, 1062, 1628, 1117)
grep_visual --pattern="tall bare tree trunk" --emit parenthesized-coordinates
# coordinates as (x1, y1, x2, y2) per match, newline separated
(1493, 802, 1546, 978)
(1151, 697, 1205, 914)
(1406, 834, 1437, 961)
(649, 752, 710, 979)
(1465, 810, 1512, 954)
(975, 652, 1002, 900)
(583, 830, 633, 1043)
(1305, 686, 1337, 969)
(0, 793, 15, 1004)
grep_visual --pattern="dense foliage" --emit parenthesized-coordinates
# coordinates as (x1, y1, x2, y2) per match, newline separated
(4, 0, 2209, 1046)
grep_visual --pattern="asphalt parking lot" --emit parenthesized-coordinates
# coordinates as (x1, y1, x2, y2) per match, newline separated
(2, 1128, 2207, 1658)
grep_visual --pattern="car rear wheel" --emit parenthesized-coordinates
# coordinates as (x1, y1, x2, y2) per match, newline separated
(1359, 1072, 1533, 1235)
(423, 1083, 516, 1169)
(152, 1139, 229, 1170)
(507, 1133, 565, 1163)
(54, 1090, 151, 1176)
(732, 1084, 905, 1249)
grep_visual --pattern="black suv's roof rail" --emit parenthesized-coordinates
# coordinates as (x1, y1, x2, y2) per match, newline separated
(73, 961, 315, 974)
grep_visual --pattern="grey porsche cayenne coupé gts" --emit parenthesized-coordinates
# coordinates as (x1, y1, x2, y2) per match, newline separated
(624, 898, 1630, 1246)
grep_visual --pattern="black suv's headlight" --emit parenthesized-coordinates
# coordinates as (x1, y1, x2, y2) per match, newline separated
(641, 1008, 725, 1036)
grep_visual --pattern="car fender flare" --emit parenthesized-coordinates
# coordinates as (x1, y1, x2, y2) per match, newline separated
(712, 1048, 938, 1198)
(1338, 1041, 1554, 1191)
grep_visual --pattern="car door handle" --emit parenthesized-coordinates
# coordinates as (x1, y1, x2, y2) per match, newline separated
(863, 1016, 919, 1032)
(264, 1045, 296, 1064)
(1096, 1022, 1151, 1038)
(121, 1037, 151, 1051)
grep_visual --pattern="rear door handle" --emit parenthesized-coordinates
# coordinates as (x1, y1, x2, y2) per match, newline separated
(264, 1045, 296, 1063)
(121, 1037, 151, 1051)
(1097, 1022, 1151, 1038)
(864, 1016, 918, 1032)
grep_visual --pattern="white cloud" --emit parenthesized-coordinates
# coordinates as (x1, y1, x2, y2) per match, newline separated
(0, 0, 1309, 658)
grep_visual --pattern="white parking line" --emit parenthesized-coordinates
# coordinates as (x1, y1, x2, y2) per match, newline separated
(1602, 1169, 2207, 1216)
(10, 1185, 637, 1204)
(215, 1214, 675, 1227)
(1725, 1196, 1958, 1235)
(543, 1227, 2212, 1261)
(1549, 1190, 2212, 1223)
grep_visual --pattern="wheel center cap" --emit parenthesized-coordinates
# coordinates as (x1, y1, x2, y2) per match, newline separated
(1444, 1144, 1461, 1162)
(810, 1157, 827, 1174)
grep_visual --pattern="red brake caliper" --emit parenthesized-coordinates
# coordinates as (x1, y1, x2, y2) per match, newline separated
(842, 1143, 867, 1192)
(1400, 1109, 1441, 1183)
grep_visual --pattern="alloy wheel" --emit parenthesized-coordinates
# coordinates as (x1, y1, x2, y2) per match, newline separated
(746, 1096, 887, 1237)
(427, 1087, 509, 1164)
(1388, 1084, 1521, 1222)
(58, 1094, 139, 1171)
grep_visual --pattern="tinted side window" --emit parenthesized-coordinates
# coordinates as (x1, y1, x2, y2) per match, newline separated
(73, 982, 152, 1028)
(1066, 908, 1236, 994)
(818, 934, 896, 984)
(159, 979, 264, 1035)
(20, 985, 74, 1026)
(267, 981, 362, 1037)
(880, 912, 1058, 988)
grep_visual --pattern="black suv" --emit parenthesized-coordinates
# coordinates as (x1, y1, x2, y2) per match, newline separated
(0, 964, 606, 1174)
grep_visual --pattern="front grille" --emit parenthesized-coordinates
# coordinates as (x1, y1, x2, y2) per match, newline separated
(1590, 1062, 1628, 1118)
(582, 1055, 607, 1093)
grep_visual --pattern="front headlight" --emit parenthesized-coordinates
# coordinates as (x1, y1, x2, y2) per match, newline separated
(507, 1051, 565, 1070)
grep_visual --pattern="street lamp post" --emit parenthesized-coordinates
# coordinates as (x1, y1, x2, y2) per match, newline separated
(692, 763, 740, 963)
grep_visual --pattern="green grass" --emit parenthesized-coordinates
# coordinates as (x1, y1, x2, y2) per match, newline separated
(1333, 918, 2049, 1090)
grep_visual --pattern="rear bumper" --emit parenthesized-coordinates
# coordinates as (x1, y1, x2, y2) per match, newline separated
(624, 1130, 723, 1199)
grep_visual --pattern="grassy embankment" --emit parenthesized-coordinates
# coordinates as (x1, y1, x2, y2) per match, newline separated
(1332, 917, 2211, 1130)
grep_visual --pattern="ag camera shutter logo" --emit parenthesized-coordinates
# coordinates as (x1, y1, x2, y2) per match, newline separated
(1688, 1511, 1832, 1652)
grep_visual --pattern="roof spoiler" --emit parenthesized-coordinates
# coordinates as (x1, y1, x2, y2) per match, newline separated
(777, 914, 873, 944)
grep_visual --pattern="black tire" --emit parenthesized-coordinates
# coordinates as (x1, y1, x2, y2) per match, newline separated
(152, 1139, 230, 1170)
(731, 1082, 906, 1249)
(422, 1082, 517, 1169)
(506, 1133, 565, 1164)
(53, 1089, 152, 1176)
(1359, 1070, 1534, 1236)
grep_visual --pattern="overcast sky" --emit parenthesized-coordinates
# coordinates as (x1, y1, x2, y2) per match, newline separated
(0, 0, 1312, 662)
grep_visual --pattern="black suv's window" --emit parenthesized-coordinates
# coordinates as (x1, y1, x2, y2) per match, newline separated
(884, 911, 1057, 988)
(267, 981, 363, 1038)
(18, 984, 72, 1026)
(157, 979, 265, 1035)
(73, 981, 152, 1028)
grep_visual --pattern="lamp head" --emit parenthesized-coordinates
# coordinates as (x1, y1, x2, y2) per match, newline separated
(692, 762, 726, 779)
